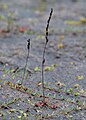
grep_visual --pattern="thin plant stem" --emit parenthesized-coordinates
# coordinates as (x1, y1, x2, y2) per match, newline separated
(21, 39, 30, 85)
(42, 8, 53, 102)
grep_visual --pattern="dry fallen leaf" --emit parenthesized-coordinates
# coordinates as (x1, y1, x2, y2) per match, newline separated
(35, 101, 45, 107)
(35, 100, 60, 109)
(48, 102, 60, 109)
(57, 43, 64, 49)
(18, 26, 25, 33)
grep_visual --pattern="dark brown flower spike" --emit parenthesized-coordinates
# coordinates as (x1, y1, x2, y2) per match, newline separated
(41, 8, 53, 103)
(27, 39, 30, 50)
(21, 39, 31, 84)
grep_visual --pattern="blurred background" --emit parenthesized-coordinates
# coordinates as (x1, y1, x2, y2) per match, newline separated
(0, 1, 86, 120)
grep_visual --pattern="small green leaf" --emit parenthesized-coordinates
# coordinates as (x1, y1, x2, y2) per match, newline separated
(53, 93, 57, 98)
(17, 116, 22, 119)
(23, 113, 27, 117)
(34, 67, 40, 72)
(9, 109, 15, 113)
(76, 75, 84, 80)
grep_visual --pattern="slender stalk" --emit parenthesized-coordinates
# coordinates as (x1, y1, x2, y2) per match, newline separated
(21, 39, 30, 84)
(42, 8, 53, 102)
